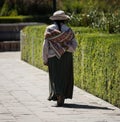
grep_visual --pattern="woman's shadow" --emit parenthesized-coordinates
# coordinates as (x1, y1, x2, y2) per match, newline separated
(59, 103, 114, 110)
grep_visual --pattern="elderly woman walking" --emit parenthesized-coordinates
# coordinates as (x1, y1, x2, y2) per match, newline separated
(42, 10, 77, 106)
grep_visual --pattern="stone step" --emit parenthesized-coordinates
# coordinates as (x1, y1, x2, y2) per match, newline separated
(0, 41, 20, 51)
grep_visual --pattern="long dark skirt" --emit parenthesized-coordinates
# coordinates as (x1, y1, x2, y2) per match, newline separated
(48, 52, 74, 101)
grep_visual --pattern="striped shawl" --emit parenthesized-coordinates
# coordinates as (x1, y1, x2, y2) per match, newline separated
(45, 28, 74, 59)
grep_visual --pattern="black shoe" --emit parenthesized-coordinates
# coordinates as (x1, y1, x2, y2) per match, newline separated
(57, 96, 65, 107)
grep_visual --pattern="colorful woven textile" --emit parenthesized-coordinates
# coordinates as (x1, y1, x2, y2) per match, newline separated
(45, 28, 74, 59)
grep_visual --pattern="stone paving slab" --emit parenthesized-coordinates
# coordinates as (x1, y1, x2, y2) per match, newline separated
(0, 52, 120, 122)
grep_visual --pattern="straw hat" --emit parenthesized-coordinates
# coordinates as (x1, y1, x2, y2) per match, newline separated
(49, 10, 70, 20)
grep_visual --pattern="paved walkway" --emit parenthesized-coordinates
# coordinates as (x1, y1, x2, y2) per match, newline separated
(0, 52, 120, 122)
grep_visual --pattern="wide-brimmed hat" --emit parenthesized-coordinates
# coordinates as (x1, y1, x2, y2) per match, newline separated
(49, 10, 70, 20)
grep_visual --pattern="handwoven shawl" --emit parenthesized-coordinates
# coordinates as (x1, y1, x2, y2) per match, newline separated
(45, 28, 74, 59)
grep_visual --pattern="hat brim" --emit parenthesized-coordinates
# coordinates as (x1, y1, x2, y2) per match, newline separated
(49, 15, 70, 20)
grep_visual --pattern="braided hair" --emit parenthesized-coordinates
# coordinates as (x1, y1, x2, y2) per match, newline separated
(54, 20, 65, 31)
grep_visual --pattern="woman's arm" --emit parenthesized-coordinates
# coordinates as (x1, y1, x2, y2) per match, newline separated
(67, 38, 77, 52)
(42, 39, 49, 65)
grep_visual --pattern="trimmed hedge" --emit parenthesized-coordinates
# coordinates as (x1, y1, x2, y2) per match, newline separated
(0, 15, 50, 23)
(0, 16, 32, 23)
(21, 25, 120, 108)
(74, 28, 120, 107)
(21, 25, 48, 71)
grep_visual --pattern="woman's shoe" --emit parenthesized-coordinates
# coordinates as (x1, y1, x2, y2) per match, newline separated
(57, 96, 65, 107)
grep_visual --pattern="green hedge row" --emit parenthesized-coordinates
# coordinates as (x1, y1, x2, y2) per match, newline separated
(0, 15, 50, 23)
(74, 29, 120, 107)
(21, 25, 48, 71)
(21, 25, 120, 108)
(0, 16, 32, 23)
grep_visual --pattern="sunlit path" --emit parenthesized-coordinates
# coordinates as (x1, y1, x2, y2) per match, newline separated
(0, 52, 120, 122)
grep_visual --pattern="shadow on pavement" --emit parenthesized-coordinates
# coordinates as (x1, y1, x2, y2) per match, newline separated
(62, 103, 114, 110)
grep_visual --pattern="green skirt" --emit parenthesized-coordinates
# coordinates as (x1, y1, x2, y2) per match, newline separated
(48, 52, 74, 101)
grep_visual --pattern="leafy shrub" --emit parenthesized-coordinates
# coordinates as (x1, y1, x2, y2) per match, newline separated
(0, 0, 53, 16)
(60, 0, 120, 33)
(0, 0, 10, 16)
(9, 9, 18, 16)
(69, 11, 120, 34)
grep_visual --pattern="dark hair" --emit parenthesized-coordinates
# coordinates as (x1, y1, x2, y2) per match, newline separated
(54, 20, 65, 31)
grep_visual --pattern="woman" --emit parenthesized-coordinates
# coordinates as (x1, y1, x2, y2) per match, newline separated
(42, 10, 77, 106)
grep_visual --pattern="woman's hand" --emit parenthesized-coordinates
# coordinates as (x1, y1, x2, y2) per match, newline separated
(44, 62, 48, 66)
